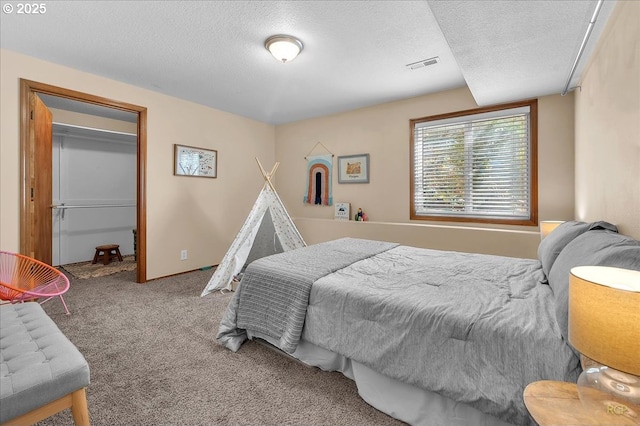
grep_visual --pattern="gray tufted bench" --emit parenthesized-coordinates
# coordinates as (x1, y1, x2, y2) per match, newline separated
(0, 302, 90, 425)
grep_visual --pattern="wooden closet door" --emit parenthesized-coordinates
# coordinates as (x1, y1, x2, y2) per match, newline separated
(29, 92, 53, 264)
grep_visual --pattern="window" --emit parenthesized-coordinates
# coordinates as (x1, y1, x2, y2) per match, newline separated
(410, 100, 537, 225)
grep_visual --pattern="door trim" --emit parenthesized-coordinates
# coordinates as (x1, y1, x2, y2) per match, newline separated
(20, 79, 148, 283)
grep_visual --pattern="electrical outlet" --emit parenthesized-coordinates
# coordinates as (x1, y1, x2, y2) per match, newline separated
(180, 250, 187, 260)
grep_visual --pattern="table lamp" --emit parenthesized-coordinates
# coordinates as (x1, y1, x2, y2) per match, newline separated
(540, 220, 564, 239)
(569, 266, 640, 422)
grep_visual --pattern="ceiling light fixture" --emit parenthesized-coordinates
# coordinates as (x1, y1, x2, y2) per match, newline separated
(265, 35, 303, 63)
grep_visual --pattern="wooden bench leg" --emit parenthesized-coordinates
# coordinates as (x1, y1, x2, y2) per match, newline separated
(91, 250, 100, 264)
(71, 388, 90, 426)
(102, 250, 110, 265)
(115, 248, 123, 262)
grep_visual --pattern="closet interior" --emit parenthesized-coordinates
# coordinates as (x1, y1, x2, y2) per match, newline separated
(52, 123, 136, 266)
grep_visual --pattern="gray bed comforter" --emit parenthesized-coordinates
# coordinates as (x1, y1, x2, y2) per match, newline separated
(217, 238, 580, 425)
(218, 238, 398, 353)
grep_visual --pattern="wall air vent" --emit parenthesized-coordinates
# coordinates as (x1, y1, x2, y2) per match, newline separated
(406, 56, 440, 70)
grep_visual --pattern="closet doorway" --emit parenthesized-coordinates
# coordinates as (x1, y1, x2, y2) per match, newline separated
(19, 79, 148, 283)
(51, 122, 137, 266)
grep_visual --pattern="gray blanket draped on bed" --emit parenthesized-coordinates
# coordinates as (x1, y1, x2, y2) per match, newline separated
(217, 238, 580, 425)
(217, 238, 398, 353)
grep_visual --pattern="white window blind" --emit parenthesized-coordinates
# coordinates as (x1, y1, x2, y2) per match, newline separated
(412, 105, 532, 221)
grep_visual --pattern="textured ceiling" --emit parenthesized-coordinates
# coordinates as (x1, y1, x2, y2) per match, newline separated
(0, 1, 615, 125)
(428, 0, 615, 106)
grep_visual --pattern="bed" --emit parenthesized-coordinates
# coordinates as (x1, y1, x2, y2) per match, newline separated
(217, 221, 640, 426)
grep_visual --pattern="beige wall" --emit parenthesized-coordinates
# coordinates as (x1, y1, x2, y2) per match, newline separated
(0, 49, 275, 280)
(275, 87, 576, 259)
(4, 1, 633, 278)
(574, 0, 640, 239)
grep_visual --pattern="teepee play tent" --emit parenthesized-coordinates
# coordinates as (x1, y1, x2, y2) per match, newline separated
(201, 159, 306, 296)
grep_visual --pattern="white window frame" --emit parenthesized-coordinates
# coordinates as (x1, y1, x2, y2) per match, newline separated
(410, 100, 538, 226)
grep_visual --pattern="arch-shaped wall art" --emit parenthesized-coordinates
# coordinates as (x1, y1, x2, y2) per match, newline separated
(303, 154, 333, 206)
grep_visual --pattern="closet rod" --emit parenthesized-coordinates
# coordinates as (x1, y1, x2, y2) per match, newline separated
(51, 204, 136, 209)
(561, 0, 604, 96)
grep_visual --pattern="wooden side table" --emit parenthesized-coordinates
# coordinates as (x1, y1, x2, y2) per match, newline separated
(523, 380, 639, 425)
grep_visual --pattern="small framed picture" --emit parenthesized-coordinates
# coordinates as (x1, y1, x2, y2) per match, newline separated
(338, 154, 369, 184)
(174, 144, 217, 178)
(334, 202, 351, 220)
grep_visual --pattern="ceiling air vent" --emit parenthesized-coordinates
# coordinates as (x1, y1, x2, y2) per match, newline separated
(406, 56, 440, 70)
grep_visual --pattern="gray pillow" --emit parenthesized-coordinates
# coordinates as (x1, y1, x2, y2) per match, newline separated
(548, 230, 640, 344)
(537, 221, 590, 279)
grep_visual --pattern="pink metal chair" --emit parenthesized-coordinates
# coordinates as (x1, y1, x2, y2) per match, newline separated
(0, 251, 70, 315)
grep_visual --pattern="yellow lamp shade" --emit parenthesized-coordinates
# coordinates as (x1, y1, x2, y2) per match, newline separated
(569, 266, 640, 376)
(540, 220, 564, 239)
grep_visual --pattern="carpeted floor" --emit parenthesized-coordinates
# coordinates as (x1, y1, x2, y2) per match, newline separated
(61, 255, 137, 279)
(38, 269, 402, 425)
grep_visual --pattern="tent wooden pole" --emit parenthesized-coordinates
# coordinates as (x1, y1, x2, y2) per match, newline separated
(255, 158, 279, 192)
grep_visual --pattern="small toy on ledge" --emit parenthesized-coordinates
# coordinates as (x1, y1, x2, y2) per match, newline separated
(355, 208, 368, 221)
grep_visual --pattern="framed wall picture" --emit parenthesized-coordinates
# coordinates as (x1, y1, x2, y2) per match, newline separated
(338, 154, 369, 184)
(334, 202, 351, 220)
(174, 144, 217, 178)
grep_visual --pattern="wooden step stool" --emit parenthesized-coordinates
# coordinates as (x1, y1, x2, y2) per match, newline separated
(92, 244, 123, 265)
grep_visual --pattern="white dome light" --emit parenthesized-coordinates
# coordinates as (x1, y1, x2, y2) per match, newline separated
(265, 35, 303, 63)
